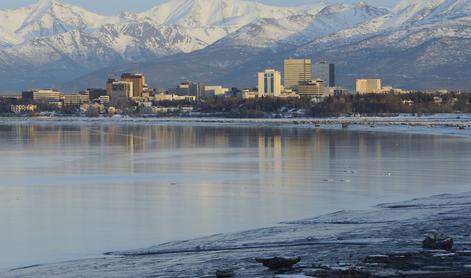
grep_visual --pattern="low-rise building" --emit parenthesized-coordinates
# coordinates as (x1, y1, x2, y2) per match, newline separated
(48, 101, 63, 108)
(176, 82, 204, 99)
(203, 85, 229, 98)
(22, 89, 62, 103)
(99, 95, 110, 104)
(279, 89, 300, 99)
(380, 86, 408, 94)
(136, 101, 153, 108)
(0, 96, 21, 102)
(87, 88, 107, 100)
(139, 106, 194, 115)
(63, 93, 89, 106)
(297, 79, 326, 98)
(332, 87, 350, 96)
(239, 89, 258, 100)
(11, 104, 38, 114)
(154, 93, 196, 102)
(356, 79, 382, 94)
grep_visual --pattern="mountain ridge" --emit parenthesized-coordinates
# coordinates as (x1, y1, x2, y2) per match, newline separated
(0, 0, 469, 91)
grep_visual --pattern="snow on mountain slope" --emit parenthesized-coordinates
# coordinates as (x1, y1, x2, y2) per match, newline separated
(296, 0, 471, 50)
(0, 0, 118, 43)
(0, 5, 33, 35)
(1, 30, 120, 67)
(137, 0, 324, 46)
(0, 0, 322, 55)
(214, 16, 313, 48)
(140, 0, 305, 27)
(216, 1, 387, 48)
(422, 0, 471, 21)
(294, 2, 388, 42)
(385, 0, 446, 28)
(0, 27, 22, 47)
(362, 0, 471, 31)
(328, 17, 471, 55)
(97, 22, 208, 58)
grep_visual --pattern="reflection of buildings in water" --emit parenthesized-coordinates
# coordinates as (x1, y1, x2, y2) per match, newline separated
(14, 125, 37, 144)
(5, 125, 393, 181)
(94, 125, 153, 154)
(257, 129, 335, 185)
(326, 132, 359, 179)
(14, 125, 64, 147)
(257, 132, 283, 184)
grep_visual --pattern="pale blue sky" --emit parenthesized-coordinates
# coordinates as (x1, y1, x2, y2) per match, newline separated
(0, 0, 398, 15)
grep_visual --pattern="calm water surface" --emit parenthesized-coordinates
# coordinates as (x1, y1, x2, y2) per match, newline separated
(0, 124, 470, 269)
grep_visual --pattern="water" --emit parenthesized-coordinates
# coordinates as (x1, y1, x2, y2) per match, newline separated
(0, 123, 470, 270)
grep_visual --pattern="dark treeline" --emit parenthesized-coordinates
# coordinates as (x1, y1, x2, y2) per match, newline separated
(197, 92, 471, 117)
(197, 96, 310, 117)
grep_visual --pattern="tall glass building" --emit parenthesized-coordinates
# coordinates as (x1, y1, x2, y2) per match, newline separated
(313, 62, 335, 87)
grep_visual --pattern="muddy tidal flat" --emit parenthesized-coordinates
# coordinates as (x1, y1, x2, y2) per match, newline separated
(3, 192, 471, 277)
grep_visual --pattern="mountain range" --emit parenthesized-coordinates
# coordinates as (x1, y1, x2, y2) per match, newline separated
(0, 0, 470, 92)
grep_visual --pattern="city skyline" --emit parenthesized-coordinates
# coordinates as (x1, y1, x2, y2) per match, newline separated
(0, 0, 470, 276)
(0, 0, 466, 91)
(0, 0, 399, 15)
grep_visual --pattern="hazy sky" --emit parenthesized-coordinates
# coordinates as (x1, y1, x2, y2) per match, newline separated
(0, 0, 398, 15)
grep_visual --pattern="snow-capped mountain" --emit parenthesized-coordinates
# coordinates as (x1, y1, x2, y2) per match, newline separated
(0, 0, 321, 90)
(140, 0, 305, 27)
(0, 0, 470, 91)
(388, 0, 471, 27)
(216, 1, 388, 48)
(0, 0, 117, 44)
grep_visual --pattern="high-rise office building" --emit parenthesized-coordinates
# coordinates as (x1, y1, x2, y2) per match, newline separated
(110, 81, 134, 101)
(356, 79, 382, 94)
(284, 59, 312, 89)
(121, 73, 146, 97)
(313, 62, 335, 87)
(106, 78, 117, 96)
(258, 69, 282, 97)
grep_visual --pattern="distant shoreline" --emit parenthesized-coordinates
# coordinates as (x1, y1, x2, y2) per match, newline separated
(1, 114, 471, 139)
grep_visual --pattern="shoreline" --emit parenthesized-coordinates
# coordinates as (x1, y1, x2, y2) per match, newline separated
(3, 191, 471, 277)
(1, 116, 471, 277)
(1, 114, 471, 140)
